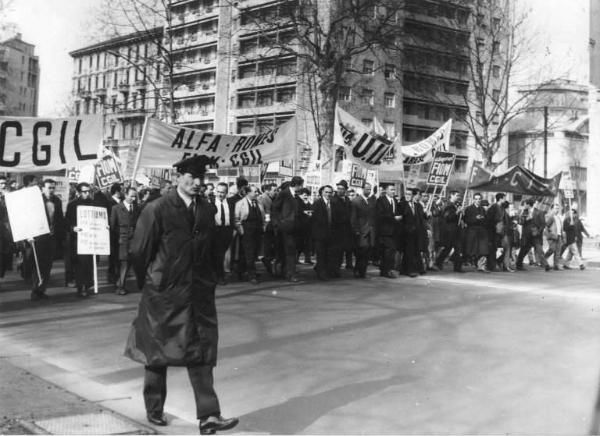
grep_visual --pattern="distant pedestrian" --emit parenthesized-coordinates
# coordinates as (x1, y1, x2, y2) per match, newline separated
(110, 187, 140, 295)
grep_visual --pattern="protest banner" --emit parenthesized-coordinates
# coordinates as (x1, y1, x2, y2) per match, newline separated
(94, 154, 124, 189)
(133, 117, 297, 177)
(333, 106, 394, 169)
(0, 116, 102, 172)
(66, 167, 81, 182)
(5, 187, 51, 285)
(398, 120, 452, 165)
(426, 151, 456, 187)
(560, 170, 574, 199)
(349, 163, 367, 188)
(77, 206, 110, 294)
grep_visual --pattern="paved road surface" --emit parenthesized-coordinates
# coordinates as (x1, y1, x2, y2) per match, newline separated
(2, 261, 600, 434)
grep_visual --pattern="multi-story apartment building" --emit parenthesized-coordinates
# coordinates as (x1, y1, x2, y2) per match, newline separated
(0, 33, 39, 116)
(588, 0, 600, 226)
(69, 28, 163, 175)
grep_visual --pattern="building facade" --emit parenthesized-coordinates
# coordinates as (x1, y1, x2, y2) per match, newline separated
(509, 80, 589, 212)
(588, 0, 600, 227)
(0, 33, 39, 116)
(69, 28, 163, 177)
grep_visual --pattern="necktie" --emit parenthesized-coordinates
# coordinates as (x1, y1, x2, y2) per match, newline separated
(326, 200, 331, 224)
(188, 200, 195, 222)
(252, 199, 258, 210)
(390, 197, 395, 214)
(220, 202, 225, 226)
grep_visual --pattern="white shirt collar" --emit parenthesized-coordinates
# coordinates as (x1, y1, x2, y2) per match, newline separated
(177, 188, 193, 207)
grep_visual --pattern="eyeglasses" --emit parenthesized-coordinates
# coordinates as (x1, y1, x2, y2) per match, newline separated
(80, 190, 90, 194)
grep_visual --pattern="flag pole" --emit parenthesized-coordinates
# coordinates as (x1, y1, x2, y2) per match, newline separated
(131, 117, 150, 186)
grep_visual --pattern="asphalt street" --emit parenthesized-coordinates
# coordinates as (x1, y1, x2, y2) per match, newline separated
(2, 260, 600, 434)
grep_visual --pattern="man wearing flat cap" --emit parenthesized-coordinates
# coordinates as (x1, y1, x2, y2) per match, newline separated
(124, 155, 238, 434)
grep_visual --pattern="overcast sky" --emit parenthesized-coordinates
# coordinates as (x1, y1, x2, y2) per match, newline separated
(4, 0, 591, 117)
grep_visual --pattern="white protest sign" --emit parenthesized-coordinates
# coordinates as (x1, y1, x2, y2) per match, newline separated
(560, 170, 574, 199)
(137, 117, 297, 169)
(77, 206, 110, 255)
(0, 116, 103, 172)
(4, 187, 50, 241)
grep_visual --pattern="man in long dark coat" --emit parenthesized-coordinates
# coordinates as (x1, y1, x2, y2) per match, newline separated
(110, 187, 140, 295)
(399, 188, 426, 277)
(435, 190, 464, 272)
(311, 185, 337, 280)
(463, 192, 489, 272)
(376, 185, 400, 278)
(124, 156, 238, 434)
(351, 185, 374, 278)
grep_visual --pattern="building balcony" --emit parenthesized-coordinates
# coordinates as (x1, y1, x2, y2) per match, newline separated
(234, 101, 297, 117)
(173, 57, 217, 74)
(94, 87, 107, 97)
(171, 32, 218, 51)
(175, 110, 214, 123)
(78, 89, 92, 99)
(236, 74, 297, 90)
(133, 80, 147, 90)
(118, 82, 130, 93)
(173, 82, 216, 99)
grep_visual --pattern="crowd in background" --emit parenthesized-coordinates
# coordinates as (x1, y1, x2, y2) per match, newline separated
(0, 173, 591, 302)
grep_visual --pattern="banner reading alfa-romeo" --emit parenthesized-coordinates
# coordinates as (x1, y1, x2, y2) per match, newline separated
(136, 117, 297, 168)
(0, 116, 102, 172)
(399, 119, 452, 165)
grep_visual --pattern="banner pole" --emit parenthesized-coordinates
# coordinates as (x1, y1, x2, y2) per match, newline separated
(29, 239, 42, 287)
(131, 117, 150, 185)
(93, 254, 98, 294)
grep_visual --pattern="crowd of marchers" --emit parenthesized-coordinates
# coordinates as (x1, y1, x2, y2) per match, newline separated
(0, 173, 590, 302)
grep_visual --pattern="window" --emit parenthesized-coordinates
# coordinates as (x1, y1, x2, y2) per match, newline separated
(362, 88, 374, 106)
(384, 64, 396, 79)
(384, 92, 396, 108)
(238, 92, 255, 108)
(492, 113, 499, 124)
(492, 89, 501, 101)
(257, 90, 273, 106)
(454, 158, 468, 173)
(338, 86, 351, 102)
(492, 65, 501, 78)
(237, 120, 255, 134)
(363, 59, 374, 75)
(277, 88, 295, 103)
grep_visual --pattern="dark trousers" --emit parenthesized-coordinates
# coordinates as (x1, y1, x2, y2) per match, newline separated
(354, 244, 369, 277)
(64, 233, 75, 285)
(379, 236, 396, 274)
(402, 235, 423, 274)
(517, 238, 546, 268)
(314, 238, 338, 277)
(240, 228, 261, 279)
(214, 226, 233, 280)
(108, 238, 119, 283)
(436, 241, 463, 270)
(29, 234, 55, 294)
(75, 254, 94, 289)
(116, 259, 131, 290)
(262, 225, 276, 261)
(487, 230, 499, 271)
(144, 365, 220, 420)
(280, 231, 296, 278)
(544, 236, 563, 267)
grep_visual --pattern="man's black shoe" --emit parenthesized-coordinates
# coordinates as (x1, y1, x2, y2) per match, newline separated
(288, 275, 300, 283)
(553, 266, 560, 271)
(516, 265, 526, 271)
(545, 265, 551, 272)
(146, 412, 167, 426)
(199, 415, 239, 435)
(30, 291, 48, 301)
(408, 272, 419, 278)
(116, 288, 128, 295)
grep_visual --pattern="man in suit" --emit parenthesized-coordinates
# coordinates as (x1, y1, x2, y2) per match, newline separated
(351, 185, 374, 278)
(376, 185, 401, 278)
(228, 177, 248, 280)
(544, 203, 563, 270)
(486, 193, 506, 271)
(435, 190, 464, 272)
(234, 185, 265, 284)
(258, 183, 277, 275)
(333, 180, 353, 271)
(364, 184, 378, 264)
(272, 176, 304, 282)
(400, 188, 426, 277)
(107, 183, 123, 284)
(110, 187, 140, 295)
(311, 185, 337, 280)
(213, 183, 234, 285)
(27, 179, 65, 301)
(516, 198, 550, 271)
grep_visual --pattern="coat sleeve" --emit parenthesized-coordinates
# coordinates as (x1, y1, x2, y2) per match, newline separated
(130, 202, 162, 290)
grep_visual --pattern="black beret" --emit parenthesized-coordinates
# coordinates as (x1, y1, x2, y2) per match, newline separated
(336, 179, 348, 189)
(173, 155, 211, 178)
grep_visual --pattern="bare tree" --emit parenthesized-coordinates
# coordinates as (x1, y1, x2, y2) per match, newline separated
(0, 0, 17, 38)
(230, 0, 405, 167)
(90, 0, 176, 121)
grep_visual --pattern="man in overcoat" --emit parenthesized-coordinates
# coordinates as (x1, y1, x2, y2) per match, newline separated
(351, 185, 374, 278)
(110, 187, 140, 295)
(124, 156, 238, 434)
(376, 185, 401, 278)
(234, 185, 266, 284)
(516, 198, 550, 271)
(399, 188, 426, 277)
(435, 190, 464, 272)
(463, 192, 489, 272)
(311, 185, 336, 280)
